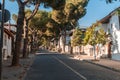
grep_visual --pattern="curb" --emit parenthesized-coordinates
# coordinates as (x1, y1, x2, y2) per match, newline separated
(22, 54, 36, 80)
(84, 60, 120, 73)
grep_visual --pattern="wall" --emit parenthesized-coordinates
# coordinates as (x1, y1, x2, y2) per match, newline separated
(102, 13, 120, 60)
(3, 32, 12, 60)
(109, 14, 120, 53)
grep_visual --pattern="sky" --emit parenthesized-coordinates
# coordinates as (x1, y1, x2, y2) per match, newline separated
(1, 0, 120, 28)
(79, 0, 120, 28)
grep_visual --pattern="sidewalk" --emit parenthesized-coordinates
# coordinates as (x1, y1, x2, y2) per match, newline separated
(73, 54, 120, 73)
(2, 54, 35, 80)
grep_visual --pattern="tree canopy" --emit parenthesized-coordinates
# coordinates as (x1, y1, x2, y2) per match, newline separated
(52, 0, 89, 30)
(71, 27, 85, 46)
(83, 22, 108, 46)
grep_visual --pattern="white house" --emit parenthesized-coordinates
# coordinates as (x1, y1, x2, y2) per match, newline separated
(57, 30, 72, 53)
(99, 7, 120, 60)
(71, 28, 86, 54)
(3, 24, 16, 60)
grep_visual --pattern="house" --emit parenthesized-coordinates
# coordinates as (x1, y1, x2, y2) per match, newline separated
(3, 24, 16, 60)
(58, 28, 87, 54)
(99, 7, 120, 60)
(71, 28, 87, 54)
(57, 30, 72, 53)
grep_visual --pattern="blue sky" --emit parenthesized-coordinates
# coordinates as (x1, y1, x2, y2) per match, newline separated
(2, 0, 120, 28)
(79, 0, 120, 28)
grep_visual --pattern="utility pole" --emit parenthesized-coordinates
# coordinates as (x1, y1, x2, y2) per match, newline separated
(0, 0, 5, 80)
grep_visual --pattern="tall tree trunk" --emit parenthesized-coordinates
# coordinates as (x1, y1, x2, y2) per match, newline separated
(108, 41, 112, 58)
(22, 20, 28, 58)
(63, 28, 66, 53)
(12, 3, 25, 66)
(93, 45, 97, 60)
(70, 46, 73, 54)
(54, 39, 57, 51)
(34, 32, 37, 51)
(47, 38, 50, 50)
(58, 36, 61, 52)
(11, 37, 15, 56)
(30, 33, 34, 53)
(22, 2, 40, 58)
(31, 32, 35, 53)
(62, 37, 65, 53)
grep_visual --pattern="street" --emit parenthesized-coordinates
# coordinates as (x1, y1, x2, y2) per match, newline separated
(24, 52, 120, 80)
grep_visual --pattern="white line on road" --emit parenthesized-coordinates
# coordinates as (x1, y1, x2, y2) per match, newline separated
(53, 56, 87, 80)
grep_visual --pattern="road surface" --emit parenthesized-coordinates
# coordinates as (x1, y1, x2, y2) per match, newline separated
(24, 52, 120, 80)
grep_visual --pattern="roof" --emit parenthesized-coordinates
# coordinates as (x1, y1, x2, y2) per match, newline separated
(80, 28, 86, 32)
(4, 23, 17, 33)
(4, 28, 14, 38)
(99, 6, 120, 23)
(4, 24, 17, 27)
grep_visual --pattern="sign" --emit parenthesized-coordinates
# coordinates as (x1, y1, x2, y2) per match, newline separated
(4, 9, 10, 22)
(0, 9, 10, 22)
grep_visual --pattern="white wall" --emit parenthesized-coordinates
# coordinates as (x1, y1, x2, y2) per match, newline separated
(3, 32, 12, 60)
(66, 35, 70, 45)
(110, 14, 120, 30)
(100, 12, 120, 60)
(109, 14, 120, 53)
(7, 36, 12, 57)
(102, 13, 120, 60)
(73, 46, 80, 54)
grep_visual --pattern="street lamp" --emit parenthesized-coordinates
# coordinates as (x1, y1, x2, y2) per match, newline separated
(0, 1, 10, 79)
(0, 3, 1, 10)
(0, 0, 5, 80)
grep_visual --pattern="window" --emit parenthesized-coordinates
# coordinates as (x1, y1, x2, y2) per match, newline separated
(108, 28, 110, 34)
(111, 24, 113, 29)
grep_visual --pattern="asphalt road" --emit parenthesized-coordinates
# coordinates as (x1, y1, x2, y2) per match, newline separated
(24, 53, 120, 80)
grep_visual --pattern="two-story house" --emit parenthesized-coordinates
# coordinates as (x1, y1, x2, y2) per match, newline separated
(58, 30, 72, 53)
(3, 24, 16, 60)
(99, 7, 120, 60)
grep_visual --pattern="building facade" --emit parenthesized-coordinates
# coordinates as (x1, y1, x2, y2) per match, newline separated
(100, 7, 120, 60)
(3, 24, 16, 60)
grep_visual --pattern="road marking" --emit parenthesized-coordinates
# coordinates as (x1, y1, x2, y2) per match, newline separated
(53, 56, 87, 80)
